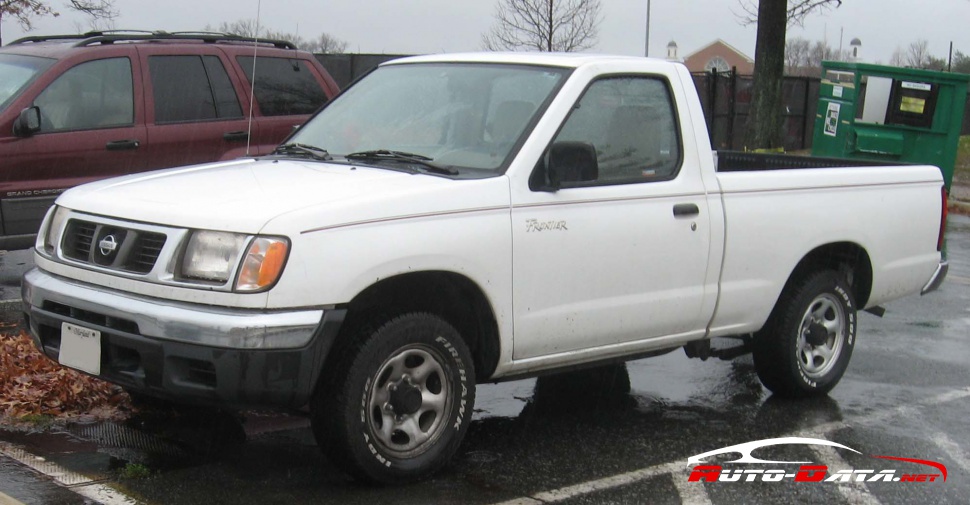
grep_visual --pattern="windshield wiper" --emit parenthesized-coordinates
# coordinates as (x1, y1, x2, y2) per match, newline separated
(345, 150, 458, 175)
(272, 143, 333, 161)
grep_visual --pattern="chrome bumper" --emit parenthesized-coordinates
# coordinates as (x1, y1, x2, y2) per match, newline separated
(21, 267, 346, 409)
(921, 260, 948, 295)
(22, 267, 323, 349)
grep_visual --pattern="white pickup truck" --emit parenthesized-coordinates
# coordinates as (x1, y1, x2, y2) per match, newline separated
(23, 53, 948, 483)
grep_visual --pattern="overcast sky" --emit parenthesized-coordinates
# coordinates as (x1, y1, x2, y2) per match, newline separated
(3, 0, 969, 66)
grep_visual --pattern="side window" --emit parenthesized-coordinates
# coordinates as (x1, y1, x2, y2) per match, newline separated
(236, 56, 328, 116)
(149, 55, 242, 123)
(34, 58, 133, 132)
(547, 76, 681, 186)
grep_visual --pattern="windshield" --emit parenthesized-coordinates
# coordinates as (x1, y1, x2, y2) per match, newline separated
(0, 54, 55, 114)
(289, 63, 569, 172)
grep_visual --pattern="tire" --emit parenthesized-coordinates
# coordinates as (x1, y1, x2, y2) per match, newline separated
(752, 270, 856, 398)
(311, 312, 475, 484)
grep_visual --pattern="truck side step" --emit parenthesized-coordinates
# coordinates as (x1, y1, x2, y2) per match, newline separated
(684, 336, 752, 361)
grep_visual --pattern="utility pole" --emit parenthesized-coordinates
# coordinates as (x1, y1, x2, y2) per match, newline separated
(644, 0, 651, 57)
(949, 41, 954, 72)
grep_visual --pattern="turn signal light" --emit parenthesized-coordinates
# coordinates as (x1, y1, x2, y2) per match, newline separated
(235, 237, 289, 292)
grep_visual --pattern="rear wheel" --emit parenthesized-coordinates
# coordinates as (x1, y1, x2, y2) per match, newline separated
(753, 270, 856, 398)
(311, 313, 475, 483)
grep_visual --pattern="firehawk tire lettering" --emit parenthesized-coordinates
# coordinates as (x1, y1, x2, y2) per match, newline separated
(753, 270, 857, 398)
(311, 313, 475, 484)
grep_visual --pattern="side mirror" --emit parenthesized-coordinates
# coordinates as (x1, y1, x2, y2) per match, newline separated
(13, 106, 41, 137)
(533, 141, 599, 192)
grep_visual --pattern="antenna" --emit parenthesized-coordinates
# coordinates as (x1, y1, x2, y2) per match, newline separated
(245, 0, 263, 156)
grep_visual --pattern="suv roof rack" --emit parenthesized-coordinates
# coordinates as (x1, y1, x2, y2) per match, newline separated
(8, 30, 298, 50)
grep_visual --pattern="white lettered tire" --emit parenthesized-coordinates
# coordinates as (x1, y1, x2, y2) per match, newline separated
(311, 312, 475, 483)
(753, 270, 856, 397)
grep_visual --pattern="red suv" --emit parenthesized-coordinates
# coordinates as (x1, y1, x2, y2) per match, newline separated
(0, 31, 339, 249)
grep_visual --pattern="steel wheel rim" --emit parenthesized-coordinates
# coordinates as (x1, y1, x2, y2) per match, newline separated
(796, 293, 846, 379)
(366, 344, 451, 458)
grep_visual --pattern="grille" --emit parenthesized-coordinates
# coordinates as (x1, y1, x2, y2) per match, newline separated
(64, 221, 97, 260)
(61, 219, 167, 274)
(126, 234, 167, 273)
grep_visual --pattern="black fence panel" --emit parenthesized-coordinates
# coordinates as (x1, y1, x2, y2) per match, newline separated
(315, 54, 409, 89)
(692, 69, 820, 151)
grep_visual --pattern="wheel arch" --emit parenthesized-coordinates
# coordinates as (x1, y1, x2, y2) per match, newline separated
(780, 242, 873, 310)
(325, 271, 501, 384)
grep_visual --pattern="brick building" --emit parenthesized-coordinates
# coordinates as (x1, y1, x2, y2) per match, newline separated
(669, 39, 755, 75)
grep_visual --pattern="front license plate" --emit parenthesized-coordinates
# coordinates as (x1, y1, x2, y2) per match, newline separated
(59, 322, 101, 375)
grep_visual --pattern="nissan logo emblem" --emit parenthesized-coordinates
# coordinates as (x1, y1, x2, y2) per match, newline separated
(99, 235, 118, 256)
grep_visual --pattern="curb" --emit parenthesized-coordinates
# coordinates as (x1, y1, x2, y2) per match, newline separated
(0, 491, 26, 505)
(949, 199, 970, 214)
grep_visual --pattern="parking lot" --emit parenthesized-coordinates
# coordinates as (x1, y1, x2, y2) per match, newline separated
(0, 214, 968, 505)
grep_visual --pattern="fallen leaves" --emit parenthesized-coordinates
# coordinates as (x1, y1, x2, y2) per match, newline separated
(0, 329, 132, 422)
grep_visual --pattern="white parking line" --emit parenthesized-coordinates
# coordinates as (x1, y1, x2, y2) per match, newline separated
(670, 466, 713, 505)
(931, 432, 970, 474)
(0, 442, 138, 505)
(492, 462, 683, 505)
(488, 387, 970, 505)
(807, 442, 881, 505)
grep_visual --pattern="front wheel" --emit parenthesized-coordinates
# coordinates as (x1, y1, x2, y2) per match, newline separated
(311, 313, 475, 484)
(753, 270, 856, 398)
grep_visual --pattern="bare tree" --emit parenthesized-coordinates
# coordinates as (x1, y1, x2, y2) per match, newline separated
(209, 19, 259, 38)
(481, 0, 602, 52)
(785, 37, 811, 74)
(740, 0, 842, 150)
(886, 40, 946, 70)
(1, 0, 116, 44)
(889, 47, 907, 67)
(206, 19, 347, 53)
(952, 50, 970, 74)
(0, 0, 56, 44)
(301, 33, 347, 54)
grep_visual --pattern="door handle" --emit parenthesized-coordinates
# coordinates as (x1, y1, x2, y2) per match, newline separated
(223, 131, 249, 142)
(105, 139, 140, 151)
(673, 203, 699, 217)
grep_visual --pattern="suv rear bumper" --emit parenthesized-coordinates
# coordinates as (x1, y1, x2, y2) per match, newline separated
(22, 268, 345, 409)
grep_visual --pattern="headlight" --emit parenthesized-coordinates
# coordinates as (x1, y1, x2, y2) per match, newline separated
(37, 206, 69, 255)
(180, 231, 247, 283)
(234, 237, 289, 292)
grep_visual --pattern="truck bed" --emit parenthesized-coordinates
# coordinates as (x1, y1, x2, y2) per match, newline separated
(715, 151, 905, 172)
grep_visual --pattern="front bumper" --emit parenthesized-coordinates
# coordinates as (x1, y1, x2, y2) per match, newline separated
(921, 260, 948, 295)
(22, 268, 346, 409)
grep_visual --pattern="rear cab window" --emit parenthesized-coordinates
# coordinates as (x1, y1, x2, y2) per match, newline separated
(235, 56, 329, 116)
(548, 75, 682, 187)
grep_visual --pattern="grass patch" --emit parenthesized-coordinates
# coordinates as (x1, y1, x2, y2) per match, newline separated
(119, 463, 152, 480)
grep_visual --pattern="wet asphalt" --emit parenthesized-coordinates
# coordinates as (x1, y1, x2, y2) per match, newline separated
(1, 216, 969, 505)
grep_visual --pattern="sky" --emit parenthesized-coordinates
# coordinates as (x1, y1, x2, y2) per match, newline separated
(3, 0, 970, 66)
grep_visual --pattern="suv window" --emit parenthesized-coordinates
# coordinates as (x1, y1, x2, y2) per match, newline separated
(0, 54, 55, 114)
(149, 55, 243, 123)
(236, 56, 328, 116)
(34, 57, 133, 132)
(552, 76, 681, 185)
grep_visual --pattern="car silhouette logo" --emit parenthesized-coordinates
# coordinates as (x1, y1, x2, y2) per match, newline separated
(99, 235, 118, 256)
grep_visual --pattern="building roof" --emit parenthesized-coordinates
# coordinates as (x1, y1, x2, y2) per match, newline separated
(850, 38, 862, 46)
(682, 39, 753, 64)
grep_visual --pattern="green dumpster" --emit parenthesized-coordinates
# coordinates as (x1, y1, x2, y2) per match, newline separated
(812, 61, 969, 191)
